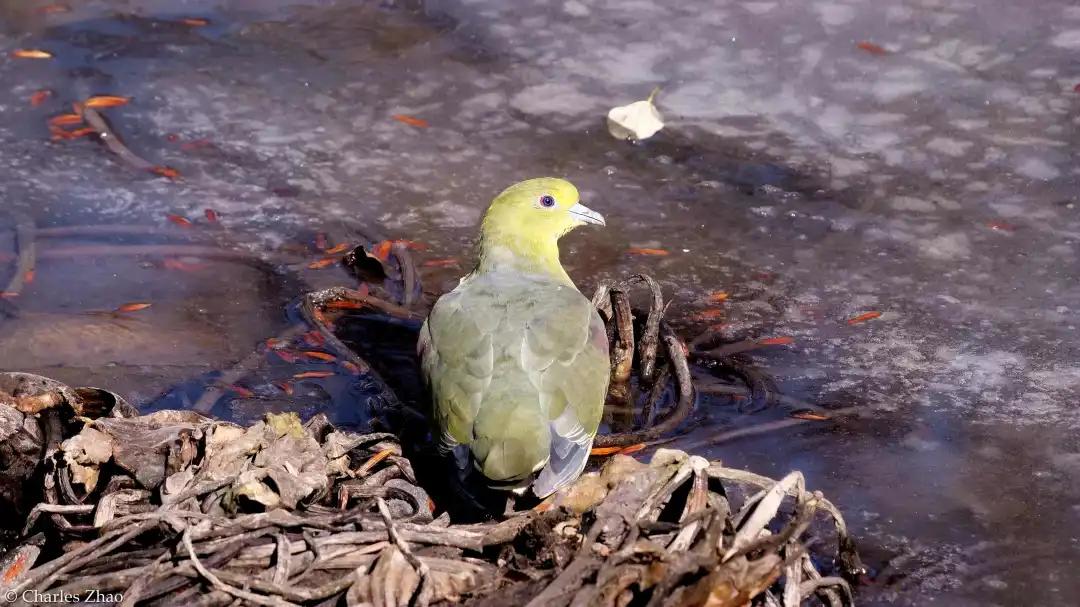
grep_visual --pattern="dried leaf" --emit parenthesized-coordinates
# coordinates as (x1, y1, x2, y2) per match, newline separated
(84, 95, 129, 108)
(165, 213, 192, 228)
(203, 208, 219, 222)
(302, 351, 335, 362)
(307, 257, 338, 270)
(846, 311, 882, 325)
(113, 302, 151, 313)
(607, 88, 664, 140)
(151, 166, 181, 179)
(856, 41, 888, 55)
(11, 49, 52, 59)
(29, 89, 52, 107)
(293, 371, 333, 379)
(627, 247, 669, 256)
(392, 114, 429, 128)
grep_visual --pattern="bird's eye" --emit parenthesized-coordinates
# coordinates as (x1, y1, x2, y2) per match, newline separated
(539, 195, 556, 208)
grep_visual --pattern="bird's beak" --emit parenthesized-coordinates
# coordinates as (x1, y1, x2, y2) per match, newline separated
(569, 202, 605, 226)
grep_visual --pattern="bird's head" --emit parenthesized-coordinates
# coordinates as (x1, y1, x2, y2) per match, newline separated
(477, 177, 605, 279)
(481, 177, 604, 244)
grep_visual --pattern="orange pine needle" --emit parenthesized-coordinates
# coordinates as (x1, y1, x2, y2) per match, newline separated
(273, 380, 294, 395)
(324, 243, 350, 254)
(1, 549, 32, 583)
(847, 311, 882, 325)
(692, 308, 725, 321)
(23, 270, 34, 284)
(180, 17, 210, 26)
(293, 371, 334, 379)
(707, 291, 729, 303)
(757, 336, 794, 346)
(618, 443, 647, 455)
(84, 95, 129, 108)
(370, 240, 392, 261)
(151, 166, 180, 179)
(113, 302, 151, 313)
(302, 330, 326, 347)
(265, 338, 288, 350)
(203, 208, 219, 222)
(302, 351, 336, 362)
(11, 49, 52, 59)
(341, 361, 362, 375)
(358, 448, 395, 475)
(48, 113, 83, 127)
(0, 292, 18, 299)
(421, 258, 459, 268)
(227, 384, 254, 398)
(856, 41, 888, 55)
(29, 89, 52, 107)
(165, 213, 192, 228)
(391, 114, 429, 128)
(274, 350, 299, 363)
(325, 300, 365, 310)
(37, 4, 71, 14)
(307, 257, 338, 270)
(590, 445, 623, 456)
(790, 411, 830, 421)
(162, 258, 206, 272)
(65, 127, 96, 138)
(314, 232, 328, 251)
(627, 247, 670, 256)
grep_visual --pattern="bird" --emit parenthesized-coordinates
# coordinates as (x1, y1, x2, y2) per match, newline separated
(417, 177, 610, 498)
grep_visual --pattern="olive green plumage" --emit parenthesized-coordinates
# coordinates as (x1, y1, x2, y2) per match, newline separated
(417, 178, 609, 497)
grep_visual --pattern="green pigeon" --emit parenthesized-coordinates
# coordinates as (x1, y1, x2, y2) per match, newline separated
(417, 178, 609, 497)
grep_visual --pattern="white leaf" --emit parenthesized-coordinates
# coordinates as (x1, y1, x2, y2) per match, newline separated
(607, 88, 664, 141)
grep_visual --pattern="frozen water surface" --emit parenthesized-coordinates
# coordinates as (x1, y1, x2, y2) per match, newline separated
(2, 0, 1079, 604)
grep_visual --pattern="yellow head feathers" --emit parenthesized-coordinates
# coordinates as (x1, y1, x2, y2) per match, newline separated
(476, 177, 605, 281)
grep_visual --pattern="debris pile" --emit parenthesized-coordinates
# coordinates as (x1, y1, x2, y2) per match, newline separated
(0, 370, 861, 606)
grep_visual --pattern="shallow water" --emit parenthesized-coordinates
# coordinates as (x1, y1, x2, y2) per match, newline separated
(2, 0, 1079, 604)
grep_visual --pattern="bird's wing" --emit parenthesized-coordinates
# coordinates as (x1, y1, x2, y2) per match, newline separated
(418, 287, 496, 454)
(523, 292, 610, 497)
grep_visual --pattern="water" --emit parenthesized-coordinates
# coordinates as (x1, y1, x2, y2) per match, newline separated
(2, 1, 1079, 604)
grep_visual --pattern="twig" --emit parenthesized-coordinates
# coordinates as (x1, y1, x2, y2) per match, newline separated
(183, 528, 299, 607)
(376, 497, 432, 607)
(593, 323, 694, 447)
(81, 106, 157, 173)
(2, 212, 36, 298)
